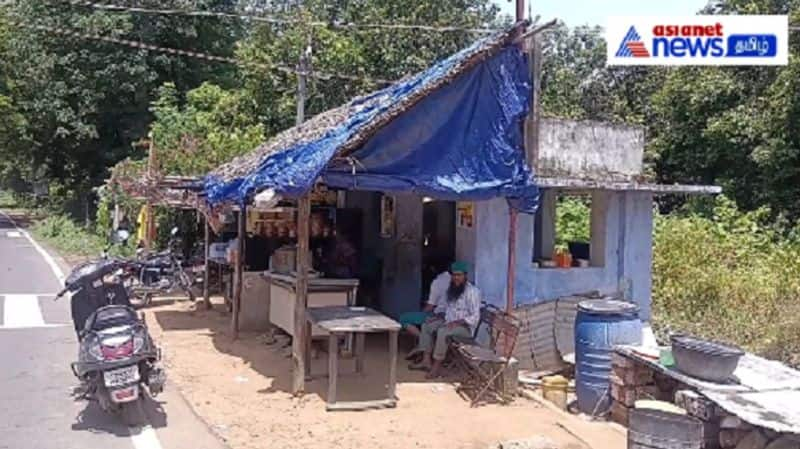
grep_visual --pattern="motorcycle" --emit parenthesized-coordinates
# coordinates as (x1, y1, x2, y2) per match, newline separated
(56, 258, 166, 426)
(127, 227, 196, 308)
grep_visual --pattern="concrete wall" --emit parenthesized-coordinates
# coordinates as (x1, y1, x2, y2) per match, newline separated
(538, 118, 645, 180)
(464, 191, 655, 321)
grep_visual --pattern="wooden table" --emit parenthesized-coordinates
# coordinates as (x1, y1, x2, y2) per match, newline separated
(305, 306, 401, 411)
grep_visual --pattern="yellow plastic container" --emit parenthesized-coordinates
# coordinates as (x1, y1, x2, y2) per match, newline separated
(542, 375, 569, 410)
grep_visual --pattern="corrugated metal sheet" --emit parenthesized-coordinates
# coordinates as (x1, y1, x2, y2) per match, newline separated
(617, 346, 800, 434)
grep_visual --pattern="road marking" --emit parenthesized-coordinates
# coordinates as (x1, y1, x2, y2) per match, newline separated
(6, 231, 21, 238)
(130, 425, 164, 449)
(0, 210, 65, 283)
(0, 323, 69, 330)
(2, 294, 45, 328)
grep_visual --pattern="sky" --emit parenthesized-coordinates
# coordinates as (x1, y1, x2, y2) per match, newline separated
(491, 0, 710, 27)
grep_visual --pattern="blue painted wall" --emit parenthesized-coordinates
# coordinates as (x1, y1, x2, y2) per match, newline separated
(462, 191, 654, 321)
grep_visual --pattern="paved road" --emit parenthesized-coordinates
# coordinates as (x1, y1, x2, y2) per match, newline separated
(0, 211, 227, 449)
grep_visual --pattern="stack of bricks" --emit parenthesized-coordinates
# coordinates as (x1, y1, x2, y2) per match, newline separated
(609, 352, 657, 426)
(675, 389, 722, 449)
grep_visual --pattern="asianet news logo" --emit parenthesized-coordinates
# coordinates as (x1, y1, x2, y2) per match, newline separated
(607, 16, 788, 66)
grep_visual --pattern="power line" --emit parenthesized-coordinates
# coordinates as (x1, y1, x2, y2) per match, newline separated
(12, 20, 394, 85)
(56, 0, 501, 35)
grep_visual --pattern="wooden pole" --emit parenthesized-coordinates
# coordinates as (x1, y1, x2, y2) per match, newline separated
(203, 217, 212, 310)
(292, 44, 311, 396)
(506, 208, 518, 313)
(232, 206, 245, 339)
(516, 0, 525, 21)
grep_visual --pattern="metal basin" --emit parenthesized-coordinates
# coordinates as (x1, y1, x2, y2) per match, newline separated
(671, 334, 743, 382)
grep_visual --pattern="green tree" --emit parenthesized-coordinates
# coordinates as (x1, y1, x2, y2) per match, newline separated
(149, 81, 265, 175)
(0, 0, 241, 209)
(235, 0, 505, 136)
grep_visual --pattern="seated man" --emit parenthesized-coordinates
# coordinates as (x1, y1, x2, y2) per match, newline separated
(401, 266, 450, 360)
(411, 261, 480, 379)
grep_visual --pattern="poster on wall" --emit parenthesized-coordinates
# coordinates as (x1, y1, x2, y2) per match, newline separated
(380, 195, 395, 238)
(457, 202, 474, 229)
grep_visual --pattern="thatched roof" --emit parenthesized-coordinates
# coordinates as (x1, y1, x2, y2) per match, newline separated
(109, 173, 201, 209)
(209, 22, 528, 184)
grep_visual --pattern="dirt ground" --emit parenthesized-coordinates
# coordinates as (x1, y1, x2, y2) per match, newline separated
(143, 297, 626, 449)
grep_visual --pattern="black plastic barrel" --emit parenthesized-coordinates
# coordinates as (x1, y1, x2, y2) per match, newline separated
(575, 299, 642, 415)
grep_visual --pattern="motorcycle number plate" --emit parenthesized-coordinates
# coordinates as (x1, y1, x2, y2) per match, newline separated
(103, 365, 140, 387)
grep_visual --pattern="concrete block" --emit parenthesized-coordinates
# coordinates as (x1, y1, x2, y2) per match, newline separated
(721, 430, 751, 448)
(610, 401, 630, 427)
(734, 430, 769, 449)
(721, 416, 752, 430)
(611, 365, 654, 386)
(675, 389, 719, 421)
(611, 382, 658, 407)
(764, 435, 800, 449)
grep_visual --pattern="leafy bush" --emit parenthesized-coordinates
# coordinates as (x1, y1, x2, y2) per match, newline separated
(652, 196, 800, 367)
(555, 195, 591, 248)
(32, 214, 134, 258)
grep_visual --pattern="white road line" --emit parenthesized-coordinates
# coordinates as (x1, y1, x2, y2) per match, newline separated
(130, 425, 164, 449)
(6, 231, 21, 238)
(2, 294, 45, 328)
(0, 324, 70, 330)
(0, 210, 65, 283)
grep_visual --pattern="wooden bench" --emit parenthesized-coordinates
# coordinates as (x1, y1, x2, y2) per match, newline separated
(449, 303, 521, 406)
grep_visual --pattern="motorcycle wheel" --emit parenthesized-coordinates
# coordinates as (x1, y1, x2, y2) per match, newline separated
(120, 397, 146, 427)
(179, 272, 196, 302)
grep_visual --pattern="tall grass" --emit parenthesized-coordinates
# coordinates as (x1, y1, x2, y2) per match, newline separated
(652, 197, 800, 367)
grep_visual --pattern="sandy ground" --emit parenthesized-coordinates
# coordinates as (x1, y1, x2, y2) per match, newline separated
(144, 297, 626, 449)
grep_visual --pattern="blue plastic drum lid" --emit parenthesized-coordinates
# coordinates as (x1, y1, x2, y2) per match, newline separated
(575, 299, 643, 416)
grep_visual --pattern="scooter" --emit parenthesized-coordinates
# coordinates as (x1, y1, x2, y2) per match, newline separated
(56, 259, 166, 426)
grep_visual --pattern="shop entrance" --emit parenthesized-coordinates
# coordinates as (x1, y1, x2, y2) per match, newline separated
(421, 200, 455, 305)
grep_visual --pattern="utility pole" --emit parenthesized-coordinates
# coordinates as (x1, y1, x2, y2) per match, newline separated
(516, 0, 525, 21)
(292, 43, 312, 396)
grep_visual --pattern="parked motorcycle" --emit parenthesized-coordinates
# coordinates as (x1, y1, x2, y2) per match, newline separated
(127, 227, 196, 307)
(56, 258, 166, 426)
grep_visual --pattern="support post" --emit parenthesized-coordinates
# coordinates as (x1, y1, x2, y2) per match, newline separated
(292, 43, 311, 396)
(516, 0, 525, 21)
(506, 207, 518, 312)
(203, 217, 212, 310)
(232, 206, 245, 339)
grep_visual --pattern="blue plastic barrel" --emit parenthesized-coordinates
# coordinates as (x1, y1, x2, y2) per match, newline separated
(575, 299, 642, 415)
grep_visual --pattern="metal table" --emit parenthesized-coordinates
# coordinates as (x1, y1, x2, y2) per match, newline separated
(305, 306, 401, 411)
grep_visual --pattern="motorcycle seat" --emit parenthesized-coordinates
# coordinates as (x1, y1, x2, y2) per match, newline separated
(88, 305, 140, 332)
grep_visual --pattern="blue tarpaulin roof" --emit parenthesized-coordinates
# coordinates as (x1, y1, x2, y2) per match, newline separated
(204, 24, 539, 213)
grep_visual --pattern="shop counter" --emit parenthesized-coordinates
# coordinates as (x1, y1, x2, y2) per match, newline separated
(261, 272, 359, 338)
